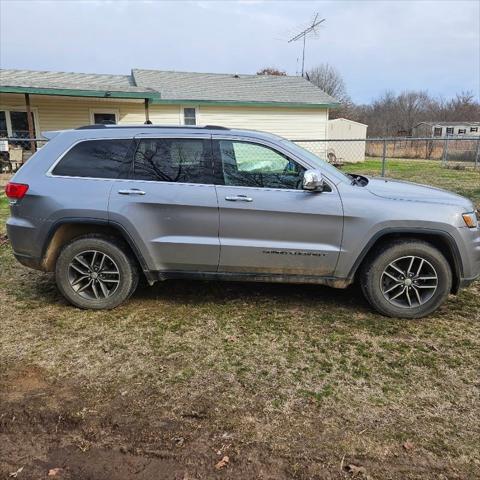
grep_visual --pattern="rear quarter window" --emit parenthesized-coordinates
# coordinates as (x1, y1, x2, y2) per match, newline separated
(51, 139, 132, 178)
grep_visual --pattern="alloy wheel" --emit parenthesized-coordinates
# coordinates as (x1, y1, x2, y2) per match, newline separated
(68, 250, 121, 300)
(380, 255, 438, 309)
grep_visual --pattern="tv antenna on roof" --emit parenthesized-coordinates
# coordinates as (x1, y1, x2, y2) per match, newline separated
(288, 13, 325, 77)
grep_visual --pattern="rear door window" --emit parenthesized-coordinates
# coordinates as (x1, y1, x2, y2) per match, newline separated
(52, 139, 132, 178)
(132, 138, 215, 184)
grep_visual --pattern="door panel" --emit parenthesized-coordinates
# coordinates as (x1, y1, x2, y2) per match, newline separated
(109, 182, 220, 271)
(213, 138, 343, 276)
(109, 135, 220, 272)
(216, 186, 343, 275)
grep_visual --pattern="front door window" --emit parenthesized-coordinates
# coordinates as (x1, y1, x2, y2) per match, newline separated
(216, 140, 305, 190)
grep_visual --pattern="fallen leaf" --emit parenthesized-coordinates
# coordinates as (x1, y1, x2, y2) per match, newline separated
(346, 463, 367, 477)
(9, 467, 23, 478)
(215, 455, 229, 470)
(172, 436, 185, 447)
(48, 468, 63, 476)
(224, 335, 238, 343)
(403, 440, 415, 450)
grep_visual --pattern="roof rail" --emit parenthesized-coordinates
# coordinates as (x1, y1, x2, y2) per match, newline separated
(75, 124, 230, 130)
(204, 125, 230, 130)
(76, 125, 107, 130)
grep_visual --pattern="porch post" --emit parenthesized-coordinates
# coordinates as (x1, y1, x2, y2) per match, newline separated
(144, 98, 151, 124)
(24, 93, 36, 153)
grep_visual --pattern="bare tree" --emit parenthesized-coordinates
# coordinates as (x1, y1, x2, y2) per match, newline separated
(355, 89, 480, 137)
(256, 67, 287, 76)
(444, 91, 480, 121)
(307, 63, 350, 103)
(306, 63, 355, 119)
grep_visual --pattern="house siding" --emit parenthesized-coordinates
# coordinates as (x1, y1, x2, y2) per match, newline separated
(197, 105, 328, 140)
(0, 93, 329, 141)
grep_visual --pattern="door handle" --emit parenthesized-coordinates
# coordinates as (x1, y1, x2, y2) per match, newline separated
(225, 195, 253, 202)
(118, 188, 146, 196)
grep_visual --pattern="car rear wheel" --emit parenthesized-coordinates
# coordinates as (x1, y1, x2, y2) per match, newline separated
(360, 240, 452, 318)
(55, 235, 138, 309)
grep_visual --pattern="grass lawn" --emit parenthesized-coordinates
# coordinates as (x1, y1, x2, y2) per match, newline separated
(0, 163, 479, 479)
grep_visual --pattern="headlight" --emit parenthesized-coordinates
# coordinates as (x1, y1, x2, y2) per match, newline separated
(462, 211, 479, 228)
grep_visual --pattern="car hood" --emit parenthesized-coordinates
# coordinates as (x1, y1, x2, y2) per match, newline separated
(365, 177, 473, 209)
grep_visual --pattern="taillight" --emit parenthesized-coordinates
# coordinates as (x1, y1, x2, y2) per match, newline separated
(5, 182, 29, 200)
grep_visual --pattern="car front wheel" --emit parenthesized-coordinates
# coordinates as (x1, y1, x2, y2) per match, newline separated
(55, 235, 139, 309)
(360, 240, 452, 318)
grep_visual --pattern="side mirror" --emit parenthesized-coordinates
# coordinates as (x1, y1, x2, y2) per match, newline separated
(302, 169, 324, 191)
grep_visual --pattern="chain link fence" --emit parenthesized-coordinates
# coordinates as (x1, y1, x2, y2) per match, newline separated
(1, 136, 479, 177)
(293, 137, 480, 176)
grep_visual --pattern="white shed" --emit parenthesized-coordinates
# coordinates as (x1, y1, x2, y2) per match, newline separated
(327, 118, 368, 163)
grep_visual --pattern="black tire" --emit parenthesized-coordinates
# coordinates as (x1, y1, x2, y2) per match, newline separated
(360, 240, 452, 319)
(55, 234, 139, 309)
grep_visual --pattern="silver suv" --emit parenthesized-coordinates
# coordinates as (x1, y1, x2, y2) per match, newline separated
(5, 125, 480, 318)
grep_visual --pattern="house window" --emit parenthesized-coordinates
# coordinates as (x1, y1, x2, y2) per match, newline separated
(446, 127, 454, 135)
(0, 111, 7, 138)
(470, 127, 478, 133)
(90, 109, 118, 125)
(183, 107, 197, 126)
(433, 127, 442, 137)
(458, 129, 466, 134)
(0, 109, 38, 149)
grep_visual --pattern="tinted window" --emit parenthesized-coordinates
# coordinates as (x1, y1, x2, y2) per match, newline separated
(216, 140, 305, 189)
(52, 139, 132, 178)
(133, 138, 214, 184)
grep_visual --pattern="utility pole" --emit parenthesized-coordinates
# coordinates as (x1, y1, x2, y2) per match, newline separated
(288, 13, 325, 77)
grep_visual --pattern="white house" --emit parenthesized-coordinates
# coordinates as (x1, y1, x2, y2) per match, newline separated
(413, 121, 480, 138)
(0, 68, 339, 158)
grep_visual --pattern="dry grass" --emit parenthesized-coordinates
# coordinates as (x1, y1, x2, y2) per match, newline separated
(1, 163, 479, 479)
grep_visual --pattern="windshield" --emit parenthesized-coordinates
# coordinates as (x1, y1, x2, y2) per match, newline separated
(280, 139, 350, 183)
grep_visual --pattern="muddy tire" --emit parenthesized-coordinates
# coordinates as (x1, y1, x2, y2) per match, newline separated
(360, 240, 452, 319)
(55, 235, 138, 309)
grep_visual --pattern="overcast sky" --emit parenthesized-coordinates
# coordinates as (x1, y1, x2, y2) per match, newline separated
(0, 0, 479, 103)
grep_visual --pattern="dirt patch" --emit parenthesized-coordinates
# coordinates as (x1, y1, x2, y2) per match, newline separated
(1, 362, 477, 479)
(0, 365, 290, 479)
(2, 366, 49, 402)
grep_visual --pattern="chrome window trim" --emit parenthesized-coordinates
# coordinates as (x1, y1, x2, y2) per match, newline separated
(45, 133, 336, 193)
(214, 183, 336, 195)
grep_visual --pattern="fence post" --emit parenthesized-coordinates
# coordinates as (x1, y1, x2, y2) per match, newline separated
(442, 136, 449, 167)
(475, 137, 480, 170)
(381, 139, 387, 177)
